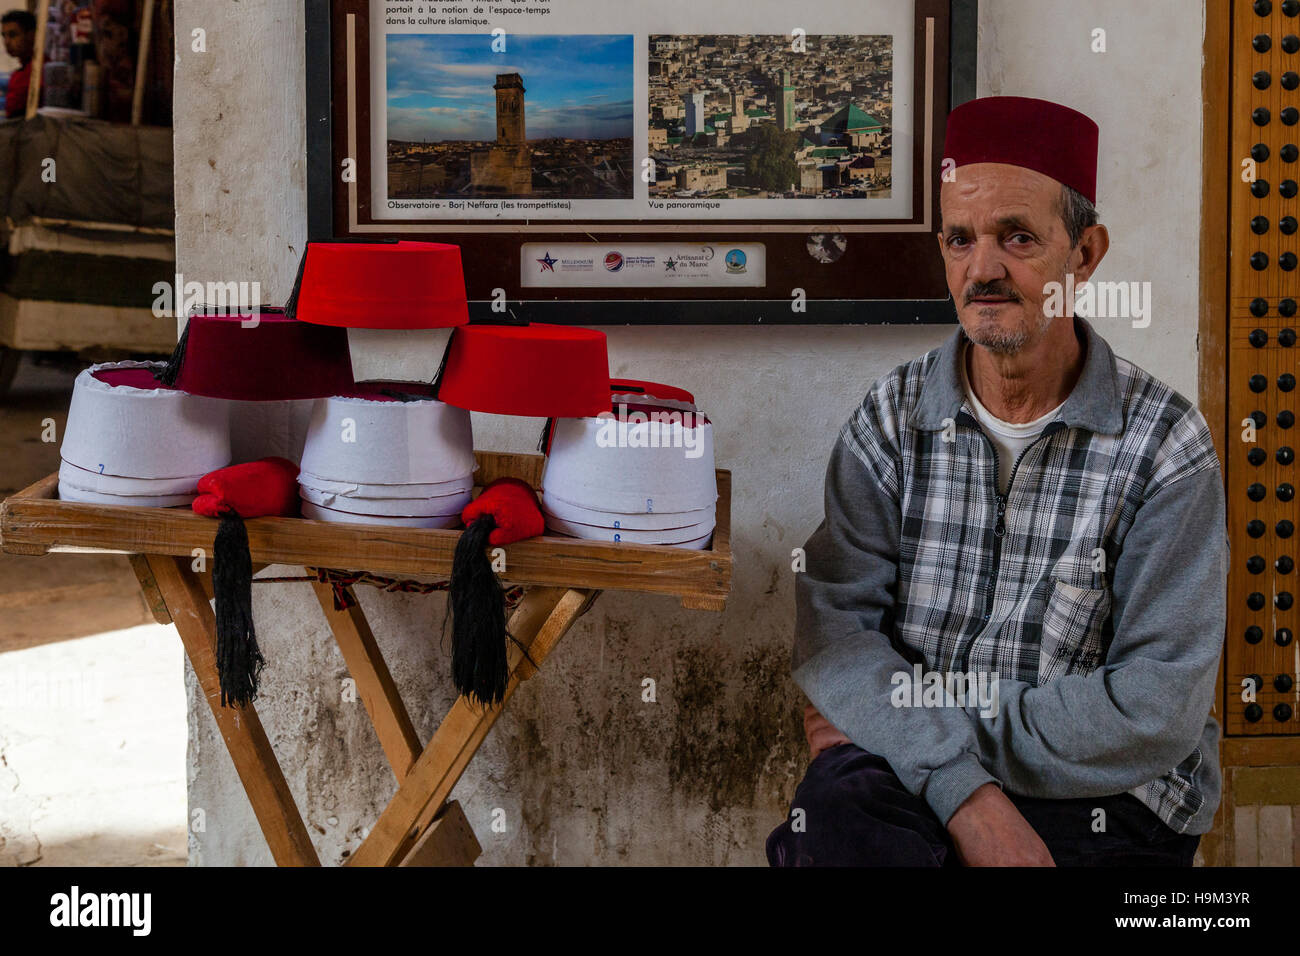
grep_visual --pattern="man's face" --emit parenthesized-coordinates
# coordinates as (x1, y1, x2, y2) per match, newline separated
(2, 22, 33, 61)
(937, 163, 1077, 355)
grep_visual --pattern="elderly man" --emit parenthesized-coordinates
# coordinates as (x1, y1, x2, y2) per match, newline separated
(2, 9, 35, 119)
(768, 96, 1227, 867)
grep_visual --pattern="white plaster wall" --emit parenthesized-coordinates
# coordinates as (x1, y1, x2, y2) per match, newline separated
(175, 0, 1206, 865)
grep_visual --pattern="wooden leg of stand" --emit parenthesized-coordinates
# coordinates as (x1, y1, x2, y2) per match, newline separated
(347, 587, 598, 867)
(310, 579, 421, 781)
(142, 555, 321, 867)
(398, 800, 481, 867)
(403, 587, 600, 846)
(128, 554, 172, 625)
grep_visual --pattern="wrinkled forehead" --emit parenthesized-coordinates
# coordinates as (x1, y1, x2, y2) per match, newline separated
(939, 162, 1063, 228)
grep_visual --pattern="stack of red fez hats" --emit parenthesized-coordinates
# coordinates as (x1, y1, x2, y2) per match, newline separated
(56, 237, 632, 708)
(429, 319, 610, 705)
(286, 244, 614, 707)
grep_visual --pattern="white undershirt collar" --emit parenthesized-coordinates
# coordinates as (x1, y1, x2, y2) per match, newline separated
(960, 340, 1067, 435)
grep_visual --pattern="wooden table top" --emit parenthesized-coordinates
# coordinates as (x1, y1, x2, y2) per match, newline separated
(0, 450, 732, 611)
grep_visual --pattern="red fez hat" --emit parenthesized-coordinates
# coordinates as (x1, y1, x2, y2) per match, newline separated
(292, 240, 469, 329)
(943, 95, 1099, 203)
(436, 323, 610, 417)
(153, 307, 355, 400)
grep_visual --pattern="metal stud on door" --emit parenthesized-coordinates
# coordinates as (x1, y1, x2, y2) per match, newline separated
(1229, 0, 1300, 736)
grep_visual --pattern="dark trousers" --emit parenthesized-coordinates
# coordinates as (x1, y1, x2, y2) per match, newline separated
(767, 744, 1201, 867)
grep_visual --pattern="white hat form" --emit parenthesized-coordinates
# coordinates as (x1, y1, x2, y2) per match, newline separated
(540, 412, 717, 515)
(58, 361, 230, 506)
(296, 471, 474, 500)
(299, 392, 474, 486)
(299, 500, 462, 528)
(298, 390, 475, 527)
(298, 482, 471, 517)
(541, 493, 714, 530)
(541, 509, 713, 546)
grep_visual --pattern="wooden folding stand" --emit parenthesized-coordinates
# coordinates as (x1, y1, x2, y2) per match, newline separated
(0, 451, 732, 866)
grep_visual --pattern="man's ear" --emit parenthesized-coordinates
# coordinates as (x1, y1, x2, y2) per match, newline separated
(1069, 223, 1110, 284)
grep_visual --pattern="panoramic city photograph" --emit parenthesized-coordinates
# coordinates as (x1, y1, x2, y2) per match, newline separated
(647, 34, 894, 200)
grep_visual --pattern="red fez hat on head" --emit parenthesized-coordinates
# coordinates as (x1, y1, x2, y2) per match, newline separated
(292, 240, 470, 329)
(943, 95, 1099, 203)
(436, 323, 610, 417)
(153, 307, 355, 400)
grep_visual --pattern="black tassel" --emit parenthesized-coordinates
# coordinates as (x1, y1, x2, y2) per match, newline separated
(282, 244, 311, 321)
(536, 417, 553, 455)
(213, 511, 265, 707)
(152, 317, 191, 387)
(431, 327, 458, 399)
(449, 513, 509, 707)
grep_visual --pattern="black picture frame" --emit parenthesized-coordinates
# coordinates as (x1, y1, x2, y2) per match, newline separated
(304, 0, 978, 325)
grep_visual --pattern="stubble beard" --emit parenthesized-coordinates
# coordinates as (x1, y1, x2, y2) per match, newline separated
(963, 284, 1060, 356)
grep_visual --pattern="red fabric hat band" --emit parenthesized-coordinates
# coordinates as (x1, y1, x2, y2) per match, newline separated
(437, 323, 609, 417)
(295, 241, 470, 330)
(174, 308, 355, 401)
(942, 96, 1099, 203)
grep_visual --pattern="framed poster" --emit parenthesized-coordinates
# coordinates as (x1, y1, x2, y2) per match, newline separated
(305, 0, 977, 324)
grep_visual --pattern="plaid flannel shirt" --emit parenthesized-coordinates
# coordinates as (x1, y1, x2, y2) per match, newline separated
(793, 316, 1227, 834)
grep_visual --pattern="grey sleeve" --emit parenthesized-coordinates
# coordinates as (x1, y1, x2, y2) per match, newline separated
(961, 464, 1228, 797)
(793, 429, 999, 826)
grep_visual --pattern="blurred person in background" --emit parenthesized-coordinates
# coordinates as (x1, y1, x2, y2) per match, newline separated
(2, 9, 36, 118)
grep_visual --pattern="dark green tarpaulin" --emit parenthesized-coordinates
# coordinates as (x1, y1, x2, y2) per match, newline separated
(0, 114, 173, 229)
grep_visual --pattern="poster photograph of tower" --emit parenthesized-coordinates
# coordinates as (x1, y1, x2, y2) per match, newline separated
(385, 34, 635, 199)
(648, 35, 893, 200)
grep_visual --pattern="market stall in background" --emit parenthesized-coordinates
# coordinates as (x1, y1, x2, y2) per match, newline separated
(0, 0, 174, 396)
